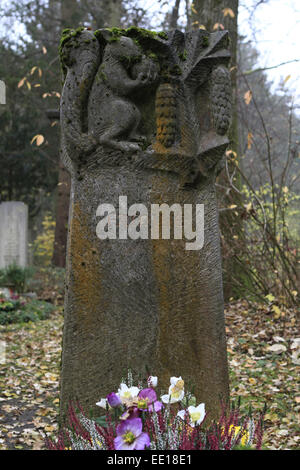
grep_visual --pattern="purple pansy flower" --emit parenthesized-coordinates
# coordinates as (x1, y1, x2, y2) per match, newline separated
(114, 417, 150, 450)
(106, 392, 122, 408)
(137, 388, 163, 412)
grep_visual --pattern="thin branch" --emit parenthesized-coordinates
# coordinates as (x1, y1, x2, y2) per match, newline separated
(239, 59, 300, 77)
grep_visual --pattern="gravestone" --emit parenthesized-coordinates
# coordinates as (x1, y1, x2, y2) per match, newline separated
(0, 80, 5, 105)
(60, 27, 231, 417)
(0, 202, 28, 269)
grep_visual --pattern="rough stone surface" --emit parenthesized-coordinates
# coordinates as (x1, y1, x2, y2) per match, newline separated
(60, 27, 232, 418)
(0, 201, 28, 269)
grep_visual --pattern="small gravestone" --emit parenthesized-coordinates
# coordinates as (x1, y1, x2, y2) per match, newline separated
(60, 27, 231, 418)
(0, 80, 5, 105)
(0, 202, 28, 269)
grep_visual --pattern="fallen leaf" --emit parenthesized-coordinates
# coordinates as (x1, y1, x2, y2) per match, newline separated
(30, 134, 44, 146)
(247, 132, 253, 150)
(213, 23, 224, 30)
(244, 90, 252, 105)
(17, 77, 26, 88)
(267, 344, 287, 354)
(223, 7, 235, 18)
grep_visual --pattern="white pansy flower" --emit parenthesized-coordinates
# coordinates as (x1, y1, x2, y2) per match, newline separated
(177, 403, 206, 427)
(117, 383, 140, 401)
(161, 376, 185, 404)
(96, 398, 110, 409)
(177, 409, 186, 420)
(147, 376, 158, 388)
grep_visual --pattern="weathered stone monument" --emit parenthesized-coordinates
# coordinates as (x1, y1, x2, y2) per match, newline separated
(0, 201, 28, 269)
(60, 27, 231, 417)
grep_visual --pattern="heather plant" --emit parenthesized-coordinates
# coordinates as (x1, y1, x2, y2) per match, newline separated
(47, 372, 265, 450)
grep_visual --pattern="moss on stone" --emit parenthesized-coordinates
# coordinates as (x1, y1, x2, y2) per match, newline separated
(96, 65, 107, 82)
(119, 54, 142, 68)
(126, 26, 158, 40)
(158, 31, 168, 40)
(59, 27, 85, 76)
(202, 35, 209, 47)
(179, 49, 187, 61)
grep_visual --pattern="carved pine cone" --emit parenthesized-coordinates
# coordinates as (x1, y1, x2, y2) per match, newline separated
(211, 65, 231, 136)
(155, 83, 177, 148)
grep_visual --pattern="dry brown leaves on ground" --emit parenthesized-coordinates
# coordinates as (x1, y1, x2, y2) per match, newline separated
(0, 300, 299, 449)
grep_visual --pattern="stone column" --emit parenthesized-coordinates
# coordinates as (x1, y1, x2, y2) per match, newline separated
(0, 201, 28, 269)
(59, 27, 231, 418)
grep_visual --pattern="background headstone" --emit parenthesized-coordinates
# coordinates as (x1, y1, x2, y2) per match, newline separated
(0, 80, 5, 105)
(60, 27, 231, 418)
(0, 201, 28, 269)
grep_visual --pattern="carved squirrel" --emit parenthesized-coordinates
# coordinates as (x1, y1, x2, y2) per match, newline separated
(88, 33, 158, 152)
(61, 29, 158, 162)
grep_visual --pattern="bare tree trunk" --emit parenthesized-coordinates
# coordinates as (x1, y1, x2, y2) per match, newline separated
(52, 0, 77, 267)
(170, 0, 181, 29)
(191, 1, 241, 300)
(107, 0, 123, 27)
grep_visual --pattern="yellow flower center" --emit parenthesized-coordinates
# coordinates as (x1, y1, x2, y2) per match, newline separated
(137, 398, 149, 409)
(190, 411, 201, 423)
(123, 391, 132, 398)
(171, 379, 184, 399)
(123, 431, 136, 444)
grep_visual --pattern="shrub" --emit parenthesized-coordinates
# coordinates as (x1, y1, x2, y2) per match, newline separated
(0, 297, 55, 325)
(0, 264, 33, 293)
(33, 213, 55, 267)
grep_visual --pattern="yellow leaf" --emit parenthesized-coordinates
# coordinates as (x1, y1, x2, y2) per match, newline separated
(30, 66, 38, 75)
(292, 290, 298, 297)
(272, 305, 281, 314)
(42, 46, 47, 54)
(44, 425, 56, 432)
(199, 25, 206, 30)
(245, 202, 252, 212)
(247, 132, 253, 150)
(282, 186, 289, 193)
(244, 90, 252, 105)
(17, 77, 26, 88)
(264, 413, 278, 422)
(213, 23, 224, 30)
(191, 4, 198, 14)
(223, 7, 235, 18)
(228, 204, 237, 209)
(38, 67, 42, 77)
(265, 294, 275, 302)
(26, 80, 31, 90)
(249, 378, 257, 385)
(31, 134, 45, 146)
(283, 74, 291, 84)
(226, 149, 237, 160)
(34, 84, 41, 87)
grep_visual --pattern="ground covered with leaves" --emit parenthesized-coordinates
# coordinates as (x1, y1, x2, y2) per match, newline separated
(0, 298, 299, 450)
